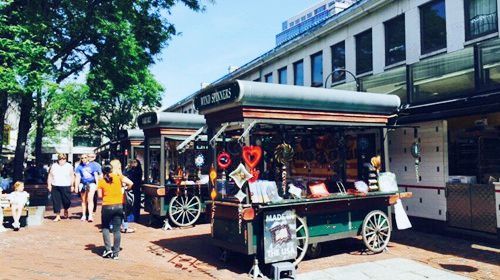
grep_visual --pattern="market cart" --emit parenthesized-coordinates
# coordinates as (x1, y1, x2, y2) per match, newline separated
(137, 112, 211, 228)
(194, 80, 412, 271)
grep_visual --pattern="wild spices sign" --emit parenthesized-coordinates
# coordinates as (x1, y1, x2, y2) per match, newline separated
(263, 209, 297, 263)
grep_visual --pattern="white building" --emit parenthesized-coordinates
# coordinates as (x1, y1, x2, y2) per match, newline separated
(171, 0, 500, 237)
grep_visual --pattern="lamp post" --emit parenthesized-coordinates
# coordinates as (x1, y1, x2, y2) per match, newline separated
(324, 68, 361, 92)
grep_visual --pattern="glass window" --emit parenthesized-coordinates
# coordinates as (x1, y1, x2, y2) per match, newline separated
(311, 51, 323, 87)
(301, 16, 306, 22)
(412, 48, 474, 104)
(479, 38, 500, 89)
(385, 15, 406, 65)
(294, 60, 304, 86)
(264, 73, 273, 83)
(356, 29, 373, 75)
(278, 67, 287, 84)
(361, 66, 407, 104)
(282, 21, 288, 31)
(146, 138, 161, 184)
(420, 0, 447, 54)
(332, 80, 357, 91)
(331, 41, 346, 83)
(465, 0, 498, 40)
(307, 13, 313, 18)
(315, 5, 326, 15)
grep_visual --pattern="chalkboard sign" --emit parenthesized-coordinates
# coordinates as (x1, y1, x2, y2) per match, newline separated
(263, 209, 297, 264)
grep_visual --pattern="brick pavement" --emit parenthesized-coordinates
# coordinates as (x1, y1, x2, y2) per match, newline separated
(0, 201, 498, 280)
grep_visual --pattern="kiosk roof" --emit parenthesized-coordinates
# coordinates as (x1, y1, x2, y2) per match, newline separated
(194, 80, 401, 116)
(137, 112, 205, 130)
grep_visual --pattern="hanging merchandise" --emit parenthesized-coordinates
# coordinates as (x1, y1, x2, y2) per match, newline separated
(217, 152, 232, 170)
(229, 163, 253, 189)
(243, 146, 262, 184)
(209, 164, 217, 186)
(411, 128, 421, 182)
(248, 169, 260, 183)
(195, 154, 205, 168)
(274, 143, 295, 195)
(242, 146, 262, 169)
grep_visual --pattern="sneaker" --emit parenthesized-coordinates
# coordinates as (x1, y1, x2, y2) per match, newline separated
(80, 215, 87, 221)
(102, 250, 113, 258)
(112, 254, 119, 260)
(88, 216, 93, 222)
(63, 210, 69, 219)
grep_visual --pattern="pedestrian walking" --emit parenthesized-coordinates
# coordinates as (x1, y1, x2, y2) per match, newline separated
(111, 160, 135, 233)
(47, 153, 74, 222)
(88, 153, 102, 213)
(75, 154, 100, 222)
(98, 163, 133, 259)
(7, 181, 29, 230)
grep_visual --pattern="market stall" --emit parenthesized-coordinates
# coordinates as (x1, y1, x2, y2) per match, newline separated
(194, 80, 412, 272)
(116, 129, 145, 166)
(137, 112, 210, 228)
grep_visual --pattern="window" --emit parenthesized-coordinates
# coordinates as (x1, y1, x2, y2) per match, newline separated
(264, 73, 273, 83)
(465, 0, 498, 40)
(311, 52, 323, 87)
(278, 67, 287, 84)
(282, 21, 288, 31)
(355, 29, 373, 75)
(479, 38, 500, 89)
(412, 48, 474, 104)
(385, 15, 406, 65)
(301, 16, 306, 22)
(315, 5, 326, 15)
(307, 13, 313, 18)
(361, 66, 407, 104)
(293, 60, 304, 86)
(420, 0, 446, 54)
(331, 41, 346, 83)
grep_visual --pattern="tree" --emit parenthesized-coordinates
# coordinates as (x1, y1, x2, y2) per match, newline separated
(2, 0, 210, 178)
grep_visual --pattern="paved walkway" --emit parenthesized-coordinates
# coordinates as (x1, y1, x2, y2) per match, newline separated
(0, 199, 498, 279)
(298, 258, 470, 280)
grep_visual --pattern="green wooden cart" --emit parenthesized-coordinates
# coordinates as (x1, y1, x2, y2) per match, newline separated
(211, 191, 410, 265)
(138, 112, 211, 228)
(193, 80, 411, 269)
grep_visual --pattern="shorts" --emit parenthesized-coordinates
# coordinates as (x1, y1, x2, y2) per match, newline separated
(80, 182, 97, 193)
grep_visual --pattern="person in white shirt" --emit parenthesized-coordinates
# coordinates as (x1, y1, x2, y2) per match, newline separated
(8, 181, 30, 231)
(47, 154, 75, 222)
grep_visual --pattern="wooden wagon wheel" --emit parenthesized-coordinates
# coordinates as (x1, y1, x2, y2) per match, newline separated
(294, 216, 309, 266)
(361, 210, 391, 253)
(168, 194, 201, 227)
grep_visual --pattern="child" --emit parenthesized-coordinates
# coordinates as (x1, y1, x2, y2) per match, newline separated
(8, 181, 29, 231)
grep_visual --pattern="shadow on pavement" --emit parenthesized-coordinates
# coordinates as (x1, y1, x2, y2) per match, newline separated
(439, 264, 479, 272)
(391, 230, 500, 267)
(85, 243, 106, 256)
(151, 233, 252, 277)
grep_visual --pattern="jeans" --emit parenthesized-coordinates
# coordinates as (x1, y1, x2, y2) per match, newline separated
(51, 186, 71, 214)
(101, 204, 123, 255)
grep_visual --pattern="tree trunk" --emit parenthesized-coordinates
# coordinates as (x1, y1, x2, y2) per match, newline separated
(34, 89, 44, 163)
(0, 91, 8, 157)
(13, 93, 34, 181)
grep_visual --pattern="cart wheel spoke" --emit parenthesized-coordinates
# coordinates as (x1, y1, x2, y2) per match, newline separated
(169, 195, 202, 227)
(362, 210, 391, 253)
(293, 216, 309, 266)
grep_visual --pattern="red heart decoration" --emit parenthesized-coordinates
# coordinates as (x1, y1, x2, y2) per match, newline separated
(248, 169, 260, 183)
(242, 146, 262, 169)
(217, 152, 231, 170)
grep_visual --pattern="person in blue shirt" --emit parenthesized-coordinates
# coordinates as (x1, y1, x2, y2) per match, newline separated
(75, 154, 101, 222)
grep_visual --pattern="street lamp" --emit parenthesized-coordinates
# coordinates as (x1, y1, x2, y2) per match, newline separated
(324, 68, 361, 92)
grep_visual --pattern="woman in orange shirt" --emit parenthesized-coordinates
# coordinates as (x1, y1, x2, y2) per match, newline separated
(97, 164, 133, 259)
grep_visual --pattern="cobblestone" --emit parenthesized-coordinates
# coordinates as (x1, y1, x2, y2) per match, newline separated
(0, 200, 498, 280)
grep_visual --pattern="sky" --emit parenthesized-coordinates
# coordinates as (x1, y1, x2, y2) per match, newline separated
(150, 0, 321, 109)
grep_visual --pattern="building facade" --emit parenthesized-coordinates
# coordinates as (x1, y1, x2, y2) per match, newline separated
(171, 0, 500, 236)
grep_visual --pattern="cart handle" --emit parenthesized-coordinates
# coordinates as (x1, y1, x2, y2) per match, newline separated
(389, 192, 413, 205)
